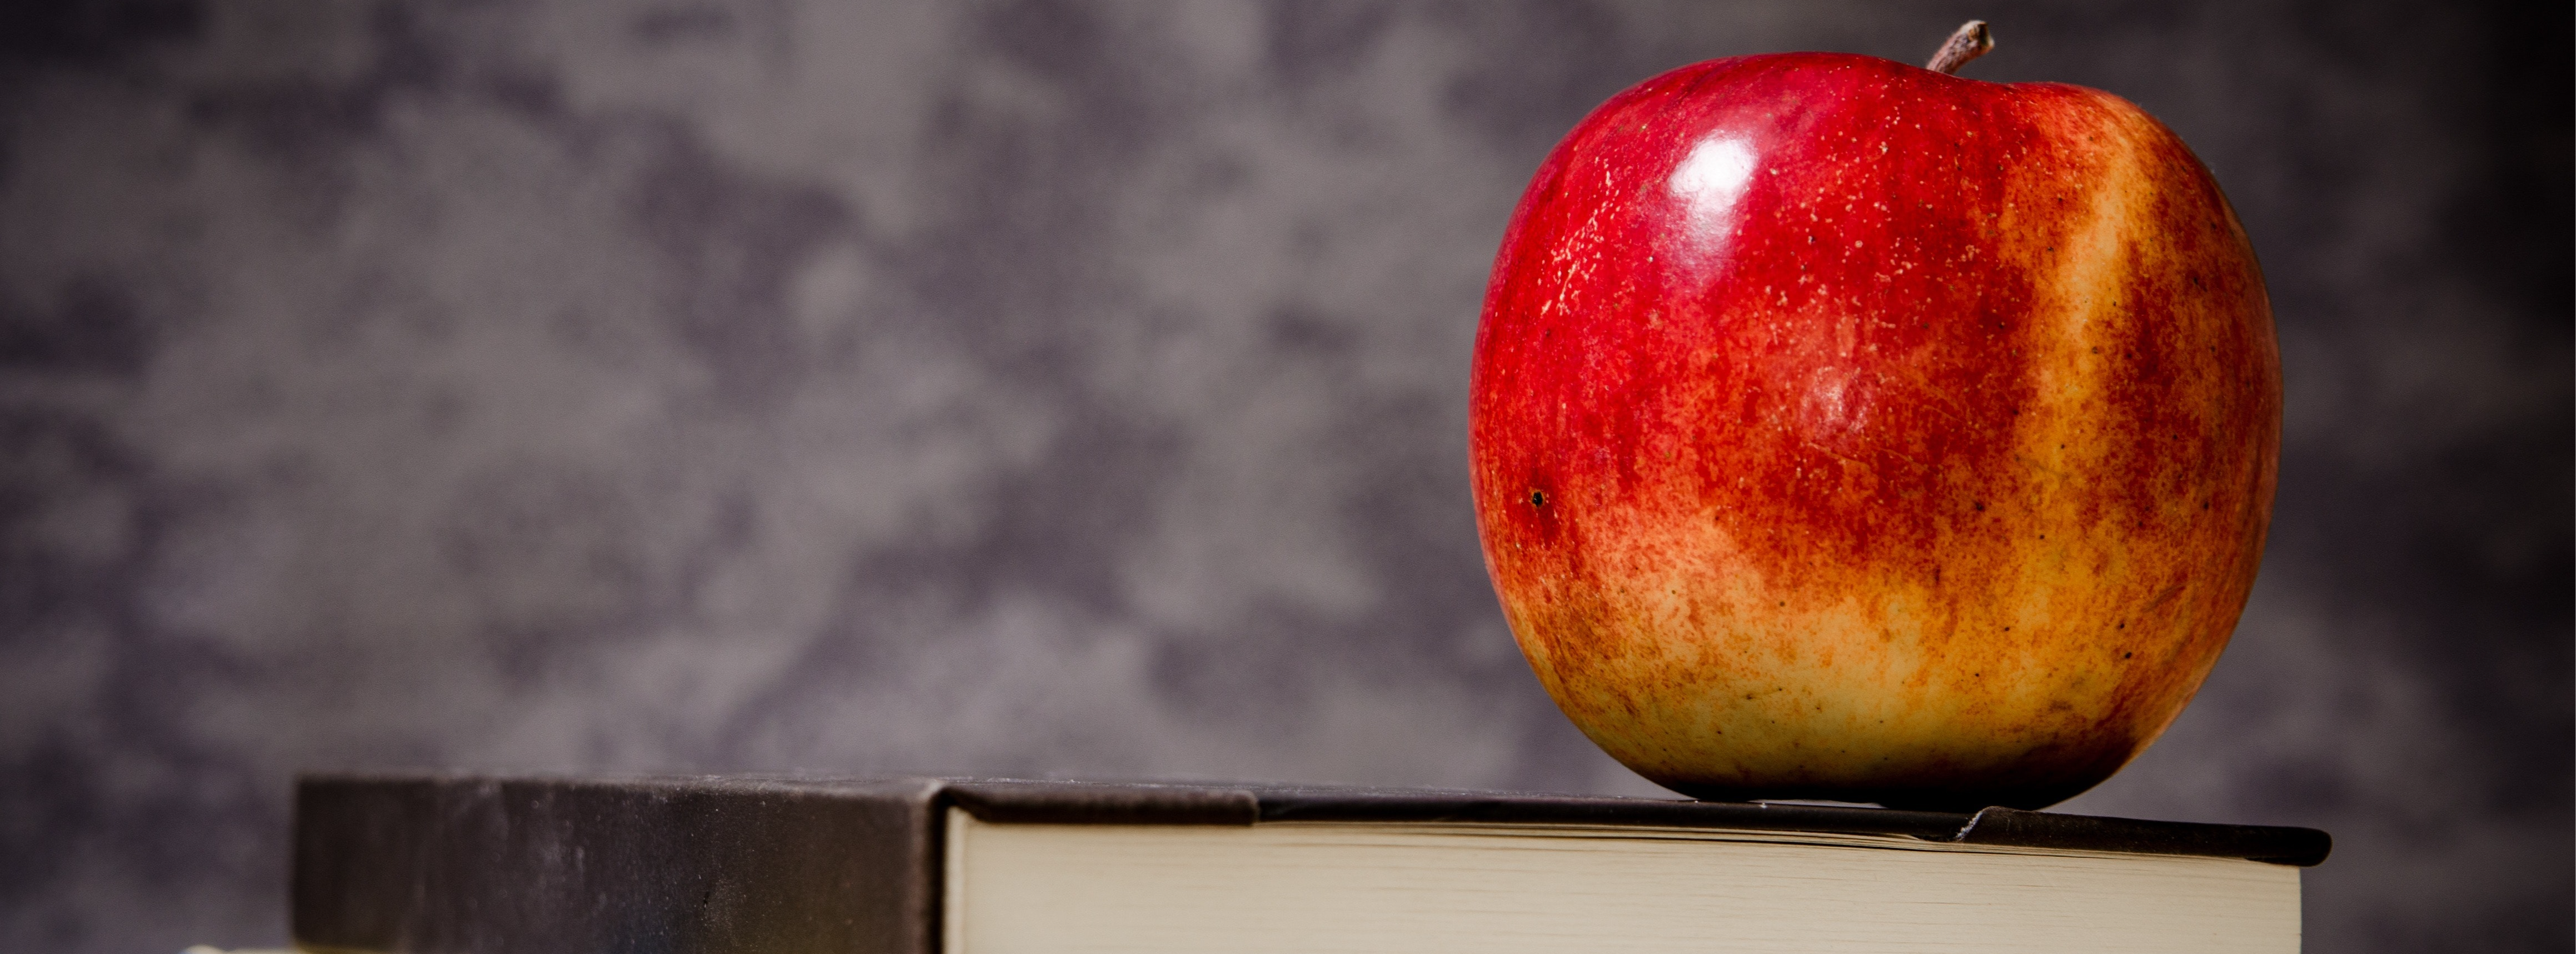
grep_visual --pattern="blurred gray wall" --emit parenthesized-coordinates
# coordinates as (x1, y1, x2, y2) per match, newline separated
(1, 2, 2565, 951)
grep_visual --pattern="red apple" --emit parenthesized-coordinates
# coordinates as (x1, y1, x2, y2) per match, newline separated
(1469, 26, 2279, 810)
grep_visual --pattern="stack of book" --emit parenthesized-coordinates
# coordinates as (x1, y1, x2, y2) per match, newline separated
(292, 773, 2328, 953)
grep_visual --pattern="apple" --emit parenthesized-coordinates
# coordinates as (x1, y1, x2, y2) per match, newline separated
(1468, 23, 2279, 811)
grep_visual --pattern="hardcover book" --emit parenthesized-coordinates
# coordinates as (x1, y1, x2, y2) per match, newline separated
(291, 773, 2329, 954)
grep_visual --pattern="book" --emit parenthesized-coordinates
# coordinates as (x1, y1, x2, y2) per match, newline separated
(291, 773, 2329, 954)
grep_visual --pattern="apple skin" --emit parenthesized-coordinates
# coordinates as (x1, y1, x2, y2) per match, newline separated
(1469, 52, 2279, 811)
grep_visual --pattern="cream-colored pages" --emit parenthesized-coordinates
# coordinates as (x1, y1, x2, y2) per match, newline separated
(943, 808, 2299, 954)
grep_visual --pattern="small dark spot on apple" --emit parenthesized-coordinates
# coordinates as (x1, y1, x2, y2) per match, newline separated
(1530, 489, 1547, 508)
(2122, 651, 2132, 659)
(1974, 501, 1985, 511)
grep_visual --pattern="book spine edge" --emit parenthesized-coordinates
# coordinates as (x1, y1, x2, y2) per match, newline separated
(290, 774, 948, 954)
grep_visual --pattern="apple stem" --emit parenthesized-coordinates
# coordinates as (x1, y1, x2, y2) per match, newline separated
(1925, 21, 1994, 74)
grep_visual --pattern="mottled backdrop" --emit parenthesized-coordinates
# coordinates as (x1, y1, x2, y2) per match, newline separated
(1, 2, 2565, 952)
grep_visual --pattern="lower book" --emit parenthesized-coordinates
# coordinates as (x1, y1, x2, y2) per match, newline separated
(292, 773, 2329, 954)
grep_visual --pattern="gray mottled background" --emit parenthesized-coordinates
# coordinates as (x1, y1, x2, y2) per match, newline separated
(1, 1, 2565, 951)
